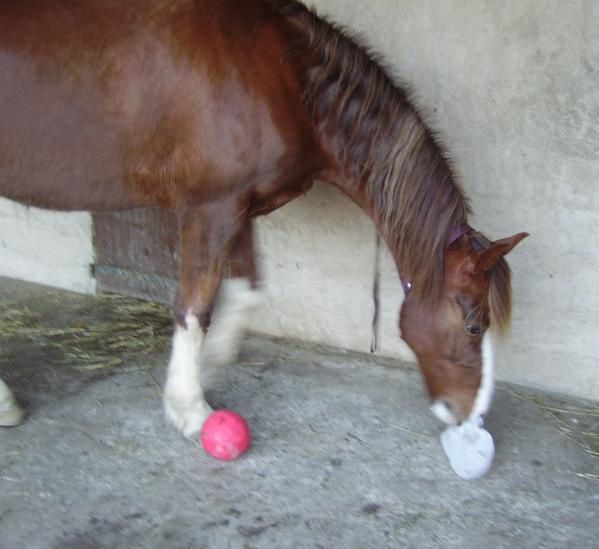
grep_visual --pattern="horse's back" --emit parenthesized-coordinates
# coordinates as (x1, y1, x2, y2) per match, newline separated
(0, 0, 316, 211)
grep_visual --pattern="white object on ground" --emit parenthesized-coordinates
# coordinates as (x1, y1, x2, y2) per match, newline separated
(0, 377, 24, 427)
(441, 416, 495, 480)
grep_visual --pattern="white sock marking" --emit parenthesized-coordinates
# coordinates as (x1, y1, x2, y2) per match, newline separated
(164, 280, 260, 437)
(163, 314, 212, 438)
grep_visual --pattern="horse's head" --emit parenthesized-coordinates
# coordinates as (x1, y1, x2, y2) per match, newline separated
(399, 230, 528, 425)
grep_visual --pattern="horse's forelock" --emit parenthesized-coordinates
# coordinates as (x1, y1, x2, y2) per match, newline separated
(488, 256, 512, 336)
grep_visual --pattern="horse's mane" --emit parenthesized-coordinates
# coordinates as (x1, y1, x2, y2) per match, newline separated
(268, 0, 511, 330)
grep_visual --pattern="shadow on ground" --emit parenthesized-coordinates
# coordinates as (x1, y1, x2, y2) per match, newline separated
(0, 278, 597, 549)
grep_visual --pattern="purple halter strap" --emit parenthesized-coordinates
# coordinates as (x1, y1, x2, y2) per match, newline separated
(448, 223, 473, 248)
(370, 223, 472, 353)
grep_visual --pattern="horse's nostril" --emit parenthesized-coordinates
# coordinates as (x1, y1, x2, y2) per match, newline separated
(441, 400, 456, 414)
(431, 399, 460, 425)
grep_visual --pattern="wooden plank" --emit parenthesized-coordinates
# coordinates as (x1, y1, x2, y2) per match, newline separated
(93, 265, 176, 304)
(92, 209, 179, 302)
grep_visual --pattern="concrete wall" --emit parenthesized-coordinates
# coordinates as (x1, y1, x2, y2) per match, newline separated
(257, 0, 599, 401)
(0, 1, 597, 400)
(0, 199, 95, 294)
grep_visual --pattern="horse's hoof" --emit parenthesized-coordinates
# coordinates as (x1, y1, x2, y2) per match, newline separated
(164, 394, 213, 439)
(0, 397, 25, 427)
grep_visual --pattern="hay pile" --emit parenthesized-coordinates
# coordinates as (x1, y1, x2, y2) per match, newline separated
(0, 296, 172, 371)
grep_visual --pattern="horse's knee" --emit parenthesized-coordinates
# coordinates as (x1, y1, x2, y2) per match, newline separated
(173, 298, 212, 334)
(201, 277, 261, 371)
(219, 278, 262, 312)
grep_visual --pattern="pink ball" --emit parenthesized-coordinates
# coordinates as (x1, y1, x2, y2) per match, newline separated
(200, 410, 251, 461)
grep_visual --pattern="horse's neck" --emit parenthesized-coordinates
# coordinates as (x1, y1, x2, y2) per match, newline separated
(276, 3, 469, 300)
(318, 119, 467, 304)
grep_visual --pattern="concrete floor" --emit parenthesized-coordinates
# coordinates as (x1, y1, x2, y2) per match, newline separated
(0, 278, 597, 549)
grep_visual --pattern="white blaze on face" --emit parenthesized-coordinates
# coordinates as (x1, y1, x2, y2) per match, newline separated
(430, 331, 495, 425)
(469, 331, 495, 420)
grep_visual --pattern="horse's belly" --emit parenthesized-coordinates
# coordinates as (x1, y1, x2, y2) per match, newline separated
(0, 2, 314, 212)
(0, 52, 146, 211)
(0, 49, 288, 211)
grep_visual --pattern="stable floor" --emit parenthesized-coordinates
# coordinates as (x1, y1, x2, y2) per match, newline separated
(0, 278, 597, 549)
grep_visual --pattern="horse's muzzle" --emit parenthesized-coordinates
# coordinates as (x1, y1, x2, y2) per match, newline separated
(430, 400, 461, 425)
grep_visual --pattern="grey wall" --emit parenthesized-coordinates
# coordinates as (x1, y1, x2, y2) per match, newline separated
(0, 198, 95, 294)
(253, 0, 599, 400)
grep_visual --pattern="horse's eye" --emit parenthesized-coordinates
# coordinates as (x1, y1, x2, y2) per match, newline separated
(466, 324, 482, 336)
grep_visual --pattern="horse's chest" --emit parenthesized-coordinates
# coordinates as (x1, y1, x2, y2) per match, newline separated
(106, 49, 291, 206)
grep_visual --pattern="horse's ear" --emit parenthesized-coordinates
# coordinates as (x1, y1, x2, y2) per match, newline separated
(474, 232, 529, 273)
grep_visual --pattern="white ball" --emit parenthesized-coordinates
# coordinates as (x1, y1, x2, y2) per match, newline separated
(441, 419, 495, 480)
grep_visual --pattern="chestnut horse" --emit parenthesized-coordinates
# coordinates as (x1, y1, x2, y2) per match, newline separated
(0, 0, 527, 436)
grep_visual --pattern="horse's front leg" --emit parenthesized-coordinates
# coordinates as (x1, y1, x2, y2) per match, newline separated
(0, 377, 24, 427)
(164, 202, 244, 439)
(200, 221, 261, 385)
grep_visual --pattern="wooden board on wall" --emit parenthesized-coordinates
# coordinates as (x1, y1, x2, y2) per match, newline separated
(92, 208, 179, 305)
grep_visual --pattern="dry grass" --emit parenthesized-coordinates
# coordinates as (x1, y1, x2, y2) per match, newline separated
(510, 390, 599, 479)
(0, 296, 172, 371)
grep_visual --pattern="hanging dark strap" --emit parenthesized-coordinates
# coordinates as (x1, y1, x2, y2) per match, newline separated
(370, 231, 381, 353)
